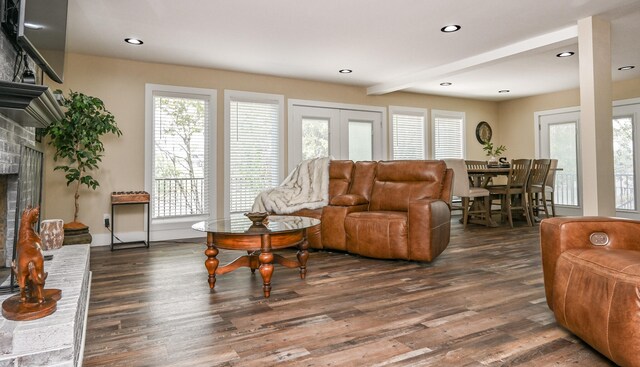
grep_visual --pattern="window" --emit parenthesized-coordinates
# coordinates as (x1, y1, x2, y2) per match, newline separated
(225, 90, 284, 215)
(390, 107, 427, 160)
(613, 113, 636, 211)
(432, 110, 464, 159)
(145, 84, 216, 237)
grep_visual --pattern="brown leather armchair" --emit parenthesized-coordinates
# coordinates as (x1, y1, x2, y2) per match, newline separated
(540, 217, 640, 367)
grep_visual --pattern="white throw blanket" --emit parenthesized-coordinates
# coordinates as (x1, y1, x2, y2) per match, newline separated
(251, 157, 331, 214)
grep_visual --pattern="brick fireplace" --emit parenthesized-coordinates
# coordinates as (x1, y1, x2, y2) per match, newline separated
(0, 31, 58, 272)
(0, 118, 36, 269)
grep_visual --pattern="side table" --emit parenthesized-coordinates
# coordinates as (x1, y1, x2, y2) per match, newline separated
(110, 191, 150, 251)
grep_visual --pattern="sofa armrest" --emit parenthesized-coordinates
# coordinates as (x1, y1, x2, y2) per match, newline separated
(329, 194, 369, 206)
(540, 216, 640, 309)
(407, 199, 451, 261)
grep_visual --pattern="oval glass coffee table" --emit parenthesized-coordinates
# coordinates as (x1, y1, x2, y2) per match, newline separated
(192, 215, 320, 298)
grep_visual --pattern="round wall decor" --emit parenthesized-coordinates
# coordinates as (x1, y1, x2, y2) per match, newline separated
(475, 121, 492, 144)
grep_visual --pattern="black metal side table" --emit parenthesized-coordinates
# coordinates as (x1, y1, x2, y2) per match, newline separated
(110, 191, 150, 251)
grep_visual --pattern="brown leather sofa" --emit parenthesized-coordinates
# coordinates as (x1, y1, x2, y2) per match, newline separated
(289, 160, 453, 262)
(540, 217, 640, 367)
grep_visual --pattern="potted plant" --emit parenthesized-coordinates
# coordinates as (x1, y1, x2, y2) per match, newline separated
(44, 91, 122, 238)
(482, 141, 507, 165)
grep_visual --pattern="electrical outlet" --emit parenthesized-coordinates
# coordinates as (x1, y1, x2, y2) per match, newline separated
(103, 213, 110, 228)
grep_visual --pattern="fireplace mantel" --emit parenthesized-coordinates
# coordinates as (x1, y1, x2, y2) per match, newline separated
(0, 81, 64, 128)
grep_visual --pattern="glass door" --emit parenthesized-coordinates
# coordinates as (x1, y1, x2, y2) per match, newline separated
(539, 111, 582, 216)
(340, 110, 383, 162)
(289, 104, 383, 170)
(612, 103, 638, 213)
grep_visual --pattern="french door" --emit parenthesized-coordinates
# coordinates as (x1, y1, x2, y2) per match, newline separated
(538, 110, 582, 216)
(289, 103, 384, 171)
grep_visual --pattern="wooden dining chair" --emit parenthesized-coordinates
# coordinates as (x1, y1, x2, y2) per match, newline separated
(488, 159, 533, 228)
(527, 159, 552, 220)
(465, 160, 490, 186)
(445, 159, 491, 228)
(465, 160, 488, 170)
(545, 159, 558, 217)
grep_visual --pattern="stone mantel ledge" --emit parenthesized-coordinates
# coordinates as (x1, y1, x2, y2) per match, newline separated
(0, 81, 64, 128)
(0, 245, 91, 367)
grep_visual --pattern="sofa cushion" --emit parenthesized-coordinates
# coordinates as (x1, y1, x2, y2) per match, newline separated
(553, 248, 640, 367)
(349, 161, 377, 200)
(345, 211, 409, 260)
(369, 160, 446, 211)
(329, 160, 354, 200)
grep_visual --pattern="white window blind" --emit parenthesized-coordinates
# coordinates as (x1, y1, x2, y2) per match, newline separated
(433, 112, 464, 159)
(391, 112, 425, 159)
(229, 97, 281, 214)
(152, 92, 210, 218)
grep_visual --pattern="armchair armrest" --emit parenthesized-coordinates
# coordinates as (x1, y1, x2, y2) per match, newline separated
(329, 194, 369, 206)
(407, 198, 451, 261)
(540, 216, 640, 308)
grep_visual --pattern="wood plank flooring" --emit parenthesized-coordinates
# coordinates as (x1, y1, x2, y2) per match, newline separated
(83, 220, 615, 366)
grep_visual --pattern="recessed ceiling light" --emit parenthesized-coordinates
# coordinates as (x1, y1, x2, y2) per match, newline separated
(338, 69, 352, 74)
(556, 51, 574, 58)
(24, 22, 44, 30)
(441, 25, 461, 33)
(498, 90, 510, 93)
(124, 38, 144, 45)
(618, 65, 635, 71)
(440, 82, 452, 86)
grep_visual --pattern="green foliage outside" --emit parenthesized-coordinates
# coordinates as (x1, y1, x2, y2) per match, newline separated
(154, 97, 206, 216)
(45, 91, 122, 223)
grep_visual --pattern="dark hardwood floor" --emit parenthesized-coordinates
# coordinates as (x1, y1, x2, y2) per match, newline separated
(84, 219, 615, 367)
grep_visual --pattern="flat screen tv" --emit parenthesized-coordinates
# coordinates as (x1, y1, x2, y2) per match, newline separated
(2, 0, 68, 83)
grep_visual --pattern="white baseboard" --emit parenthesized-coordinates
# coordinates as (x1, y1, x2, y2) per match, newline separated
(91, 229, 204, 247)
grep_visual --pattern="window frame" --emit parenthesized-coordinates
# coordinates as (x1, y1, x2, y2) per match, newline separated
(389, 106, 428, 160)
(431, 109, 466, 159)
(144, 83, 217, 240)
(224, 90, 285, 216)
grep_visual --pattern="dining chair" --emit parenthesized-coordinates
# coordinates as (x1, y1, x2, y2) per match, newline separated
(545, 159, 558, 217)
(465, 160, 488, 170)
(465, 160, 490, 186)
(527, 159, 552, 220)
(488, 159, 533, 228)
(444, 159, 491, 228)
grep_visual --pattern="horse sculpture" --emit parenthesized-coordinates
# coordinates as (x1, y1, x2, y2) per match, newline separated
(12, 206, 47, 303)
(2, 206, 61, 320)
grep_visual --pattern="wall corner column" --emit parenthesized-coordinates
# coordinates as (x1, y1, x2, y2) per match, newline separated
(578, 16, 615, 216)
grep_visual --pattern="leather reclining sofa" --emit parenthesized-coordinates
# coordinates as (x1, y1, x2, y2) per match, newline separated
(540, 217, 640, 367)
(289, 160, 453, 262)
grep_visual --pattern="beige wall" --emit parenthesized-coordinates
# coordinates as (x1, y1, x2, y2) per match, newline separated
(497, 76, 640, 160)
(43, 53, 499, 240)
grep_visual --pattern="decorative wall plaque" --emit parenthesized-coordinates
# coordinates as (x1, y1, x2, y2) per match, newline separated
(475, 121, 492, 144)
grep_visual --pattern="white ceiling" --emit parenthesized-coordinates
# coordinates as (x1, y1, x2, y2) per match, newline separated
(66, 0, 640, 101)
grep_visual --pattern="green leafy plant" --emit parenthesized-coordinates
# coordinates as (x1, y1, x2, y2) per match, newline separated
(44, 90, 122, 224)
(483, 141, 507, 157)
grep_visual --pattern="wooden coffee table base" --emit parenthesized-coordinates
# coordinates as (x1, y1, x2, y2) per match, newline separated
(204, 231, 309, 298)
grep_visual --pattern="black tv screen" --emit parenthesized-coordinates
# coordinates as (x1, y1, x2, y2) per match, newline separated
(17, 0, 68, 83)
